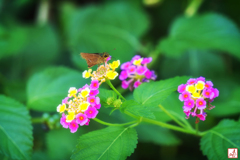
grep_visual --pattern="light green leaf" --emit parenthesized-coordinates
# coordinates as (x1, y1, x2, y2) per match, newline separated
(133, 76, 189, 107)
(158, 13, 240, 59)
(200, 119, 240, 160)
(136, 124, 180, 146)
(0, 95, 33, 160)
(122, 100, 155, 119)
(27, 67, 89, 112)
(61, 2, 149, 70)
(71, 126, 138, 160)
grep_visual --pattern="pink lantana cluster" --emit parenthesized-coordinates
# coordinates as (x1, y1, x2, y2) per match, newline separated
(178, 77, 219, 122)
(119, 55, 157, 90)
(56, 80, 101, 133)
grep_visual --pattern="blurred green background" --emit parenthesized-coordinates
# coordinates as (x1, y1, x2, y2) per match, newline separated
(1, 0, 240, 159)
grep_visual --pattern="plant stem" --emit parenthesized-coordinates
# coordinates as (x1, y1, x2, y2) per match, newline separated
(142, 117, 199, 136)
(185, 0, 203, 17)
(32, 117, 44, 124)
(93, 118, 137, 127)
(106, 80, 126, 101)
(196, 122, 199, 134)
(158, 105, 187, 128)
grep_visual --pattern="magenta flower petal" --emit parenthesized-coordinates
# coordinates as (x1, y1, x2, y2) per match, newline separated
(197, 112, 207, 121)
(184, 99, 195, 109)
(119, 71, 128, 80)
(212, 88, 219, 99)
(187, 78, 196, 85)
(196, 98, 206, 109)
(196, 76, 205, 82)
(89, 90, 99, 96)
(131, 55, 141, 63)
(62, 97, 69, 104)
(76, 113, 88, 126)
(136, 66, 147, 75)
(85, 119, 90, 126)
(144, 70, 152, 79)
(106, 56, 111, 62)
(69, 120, 79, 133)
(178, 84, 186, 93)
(90, 80, 100, 90)
(122, 80, 129, 89)
(133, 80, 141, 88)
(142, 57, 152, 64)
(87, 96, 96, 105)
(60, 113, 69, 128)
(121, 62, 131, 70)
(94, 104, 101, 109)
(95, 97, 100, 104)
(202, 89, 214, 99)
(179, 91, 191, 101)
(205, 81, 213, 89)
(85, 107, 98, 119)
(127, 65, 136, 75)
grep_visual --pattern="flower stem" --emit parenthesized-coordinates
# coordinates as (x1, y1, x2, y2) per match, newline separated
(32, 117, 44, 124)
(184, 0, 203, 17)
(142, 117, 199, 136)
(106, 80, 126, 101)
(195, 121, 199, 134)
(158, 105, 187, 128)
(93, 118, 137, 127)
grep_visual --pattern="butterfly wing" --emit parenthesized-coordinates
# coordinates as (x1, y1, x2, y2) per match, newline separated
(80, 53, 100, 68)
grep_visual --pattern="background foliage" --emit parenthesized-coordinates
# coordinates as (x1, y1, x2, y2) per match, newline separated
(0, 0, 240, 159)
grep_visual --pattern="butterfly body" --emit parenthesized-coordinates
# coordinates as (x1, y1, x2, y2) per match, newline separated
(80, 52, 110, 68)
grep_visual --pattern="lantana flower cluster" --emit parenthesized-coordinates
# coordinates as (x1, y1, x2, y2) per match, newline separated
(82, 57, 120, 83)
(119, 55, 157, 90)
(56, 80, 101, 133)
(178, 77, 219, 121)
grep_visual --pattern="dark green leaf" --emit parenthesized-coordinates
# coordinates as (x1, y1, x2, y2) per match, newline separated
(71, 126, 138, 160)
(210, 87, 240, 117)
(136, 124, 180, 146)
(0, 95, 33, 160)
(27, 67, 89, 112)
(158, 13, 240, 59)
(61, 2, 149, 69)
(46, 129, 85, 160)
(133, 76, 189, 107)
(200, 119, 240, 160)
(122, 100, 155, 119)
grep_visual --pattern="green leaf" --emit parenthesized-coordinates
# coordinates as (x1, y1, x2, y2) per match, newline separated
(0, 25, 27, 59)
(122, 100, 155, 119)
(46, 129, 85, 160)
(158, 13, 240, 59)
(18, 25, 60, 68)
(160, 50, 226, 78)
(0, 95, 33, 160)
(210, 87, 240, 117)
(62, 2, 149, 70)
(98, 88, 118, 108)
(136, 124, 180, 146)
(200, 119, 240, 160)
(27, 67, 89, 112)
(159, 92, 185, 122)
(71, 126, 138, 160)
(133, 76, 189, 107)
